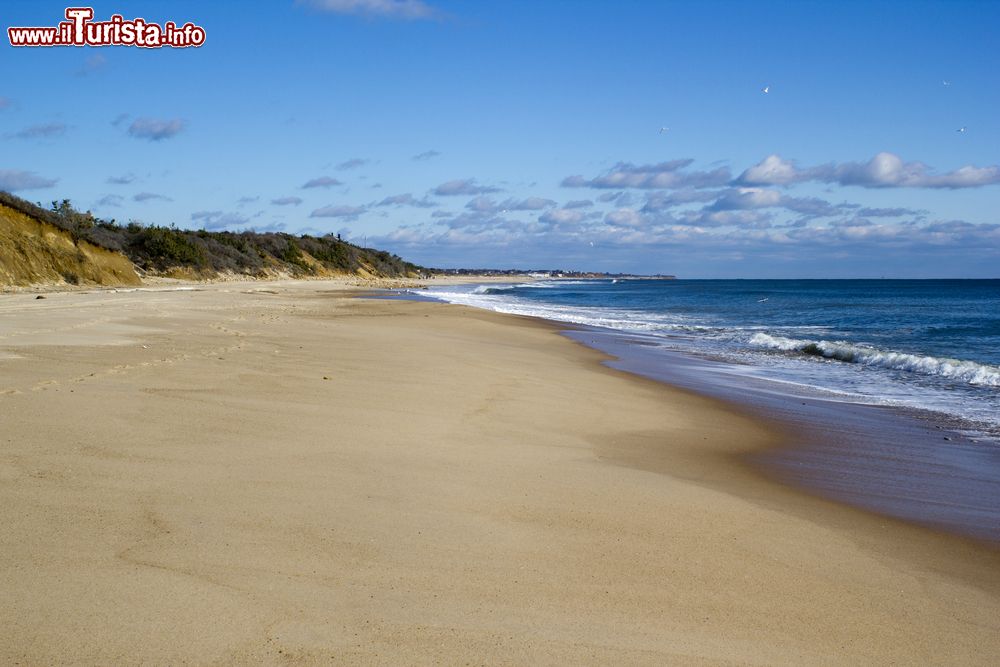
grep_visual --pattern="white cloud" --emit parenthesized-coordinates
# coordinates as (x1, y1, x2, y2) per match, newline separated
(465, 196, 498, 213)
(432, 179, 500, 196)
(736, 155, 802, 186)
(830, 153, 933, 188)
(95, 194, 123, 208)
(9, 123, 68, 139)
(302, 176, 342, 189)
(642, 189, 721, 212)
(133, 192, 172, 202)
(856, 207, 923, 218)
(366, 205, 1000, 277)
(605, 208, 644, 228)
(296, 0, 438, 20)
(708, 188, 782, 211)
(191, 210, 251, 230)
(563, 160, 731, 190)
(501, 196, 556, 211)
(540, 209, 585, 225)
(738, 152, 1000, 189)
(310, 205, 367, 219)
(127, 117, 184, 141)
(679, 209, 774, 228)
(377, 193, 435, 207)
(247, 222, 287, 233)
(337, 158, 367, 170)
(780, 196, 841, 217)
(0, 169, 57, 191)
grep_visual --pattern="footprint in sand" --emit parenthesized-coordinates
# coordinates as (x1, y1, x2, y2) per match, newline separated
(31, 379, 59, 391)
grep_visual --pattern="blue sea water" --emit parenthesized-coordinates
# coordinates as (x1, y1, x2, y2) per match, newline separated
(416, 279, 1000, 439)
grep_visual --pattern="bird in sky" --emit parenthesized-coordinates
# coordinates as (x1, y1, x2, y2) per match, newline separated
(762, 85, 770, 94)
(943, 80, 951, 87)
(957, 126, 967, 133)
(659, 127, 669, 134)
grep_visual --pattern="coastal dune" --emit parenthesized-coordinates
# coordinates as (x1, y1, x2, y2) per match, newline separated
(1, 281, 998, 664)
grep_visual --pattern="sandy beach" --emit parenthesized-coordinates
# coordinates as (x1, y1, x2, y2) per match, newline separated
(2, 280, 999, 665)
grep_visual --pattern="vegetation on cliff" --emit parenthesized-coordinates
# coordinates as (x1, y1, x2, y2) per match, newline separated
(0, 193, 140, 287)
(0, 191, 423, 283)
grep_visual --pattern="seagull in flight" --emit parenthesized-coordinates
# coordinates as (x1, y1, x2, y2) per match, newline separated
(762, 85, 770, 94)
(957, 126, 967, 133)
(659, 127, 669, 134)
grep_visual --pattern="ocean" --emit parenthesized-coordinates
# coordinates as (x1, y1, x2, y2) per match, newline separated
(408, 278, 1000, 542)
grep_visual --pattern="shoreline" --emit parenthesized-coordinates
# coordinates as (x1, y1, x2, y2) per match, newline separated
(2, 280, 999, 663)
(0, 272, 542, 295)
(397, 283, 1000, 548)
(561, 327, 1000, 549)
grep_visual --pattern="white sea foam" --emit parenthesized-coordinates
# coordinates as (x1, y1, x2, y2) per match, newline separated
(475, 280, 593, 293)
(419, 288, 848, 340)
(749, 333, 1000, 387)
(414, 287, 697, 333)
(413, 283, 1000, 431)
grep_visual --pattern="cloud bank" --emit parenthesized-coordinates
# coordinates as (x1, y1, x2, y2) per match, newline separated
(563, 160, 732, 190)
(738, 152, 1000, 189)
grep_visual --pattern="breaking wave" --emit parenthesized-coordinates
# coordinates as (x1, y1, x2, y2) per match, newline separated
(749, 333, 1000, 387)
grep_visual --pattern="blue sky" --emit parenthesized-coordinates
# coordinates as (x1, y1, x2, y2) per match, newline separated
(1, 0, 998, 277)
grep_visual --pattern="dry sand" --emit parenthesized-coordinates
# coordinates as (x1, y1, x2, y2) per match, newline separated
(1, 280, 998, 665)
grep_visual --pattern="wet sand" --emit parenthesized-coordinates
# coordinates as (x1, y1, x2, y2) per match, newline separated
(567, 327, 1000, 546)
(2, 280, 999, 664)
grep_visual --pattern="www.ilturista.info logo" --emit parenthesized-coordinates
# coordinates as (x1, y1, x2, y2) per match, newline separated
(8, 7, 205, 48)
